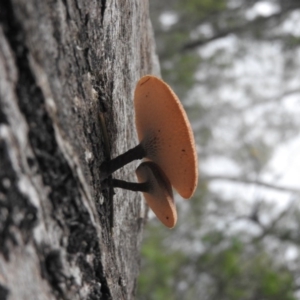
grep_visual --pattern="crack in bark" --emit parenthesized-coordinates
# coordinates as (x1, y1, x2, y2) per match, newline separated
(0, 283, 9, 300)
(61, 0, 71, 21)
(0, 138, 38, 260)
(101, 0, 107, 26)
(0, 107, 8, 124)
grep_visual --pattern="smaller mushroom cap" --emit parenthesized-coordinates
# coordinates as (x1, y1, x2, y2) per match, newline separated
(134, 75, 198, 199)
(136, 161, 177, 228)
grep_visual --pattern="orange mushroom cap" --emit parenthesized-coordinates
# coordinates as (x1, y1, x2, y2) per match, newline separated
(134, 75, 198, 199)
(136, 161, 177, 228)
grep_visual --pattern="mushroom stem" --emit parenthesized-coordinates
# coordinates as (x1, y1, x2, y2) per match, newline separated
(100, 144, 146, 180)
(102, 178, 150, 192)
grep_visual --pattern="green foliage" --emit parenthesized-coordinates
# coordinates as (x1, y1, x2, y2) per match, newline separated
(137, 224, 185, 300)
(176, 0, 227, 21)
(250, 256, 295, 300)
(283, 35, 300, 50)
(162, 53, 201, 99)
(151, 0, 228, 100)
(138, 228, 296, 300)
(178, 0, 226, 12)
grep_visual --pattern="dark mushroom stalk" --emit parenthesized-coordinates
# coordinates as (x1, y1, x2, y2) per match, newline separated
(102, 176, 149, 192)
(100, 144, 146, 180)
(103, 161, 177, 228)
(100, 75, 198, 199)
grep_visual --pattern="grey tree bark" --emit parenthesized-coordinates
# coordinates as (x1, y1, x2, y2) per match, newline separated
(0, 0, 159, 299)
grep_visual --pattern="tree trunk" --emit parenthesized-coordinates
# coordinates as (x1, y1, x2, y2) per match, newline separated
(0, 0, 159, 299)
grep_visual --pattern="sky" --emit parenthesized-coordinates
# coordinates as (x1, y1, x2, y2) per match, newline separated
(153, 0, 300, 215)
(157, 0, 300, 250)
(192, 3, 300, 208)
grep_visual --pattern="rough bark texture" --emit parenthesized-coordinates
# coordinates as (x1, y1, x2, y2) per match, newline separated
(0, 0, 159, 299)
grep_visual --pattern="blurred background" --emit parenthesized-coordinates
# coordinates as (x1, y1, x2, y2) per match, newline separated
(137, 1, 300, 299)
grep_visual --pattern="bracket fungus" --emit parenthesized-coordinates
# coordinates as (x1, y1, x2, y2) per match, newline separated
(103, 162, 177, 228)
(100, 75, 198, 199)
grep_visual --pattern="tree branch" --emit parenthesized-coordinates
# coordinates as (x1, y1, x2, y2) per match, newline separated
(203, 175, 300, 193)
(181, 6, 299, 51)
(240, 88, 300, 110)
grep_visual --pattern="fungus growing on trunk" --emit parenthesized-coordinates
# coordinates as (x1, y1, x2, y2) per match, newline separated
(100, 75, 198, 199)
(103, 162, 177, 228)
